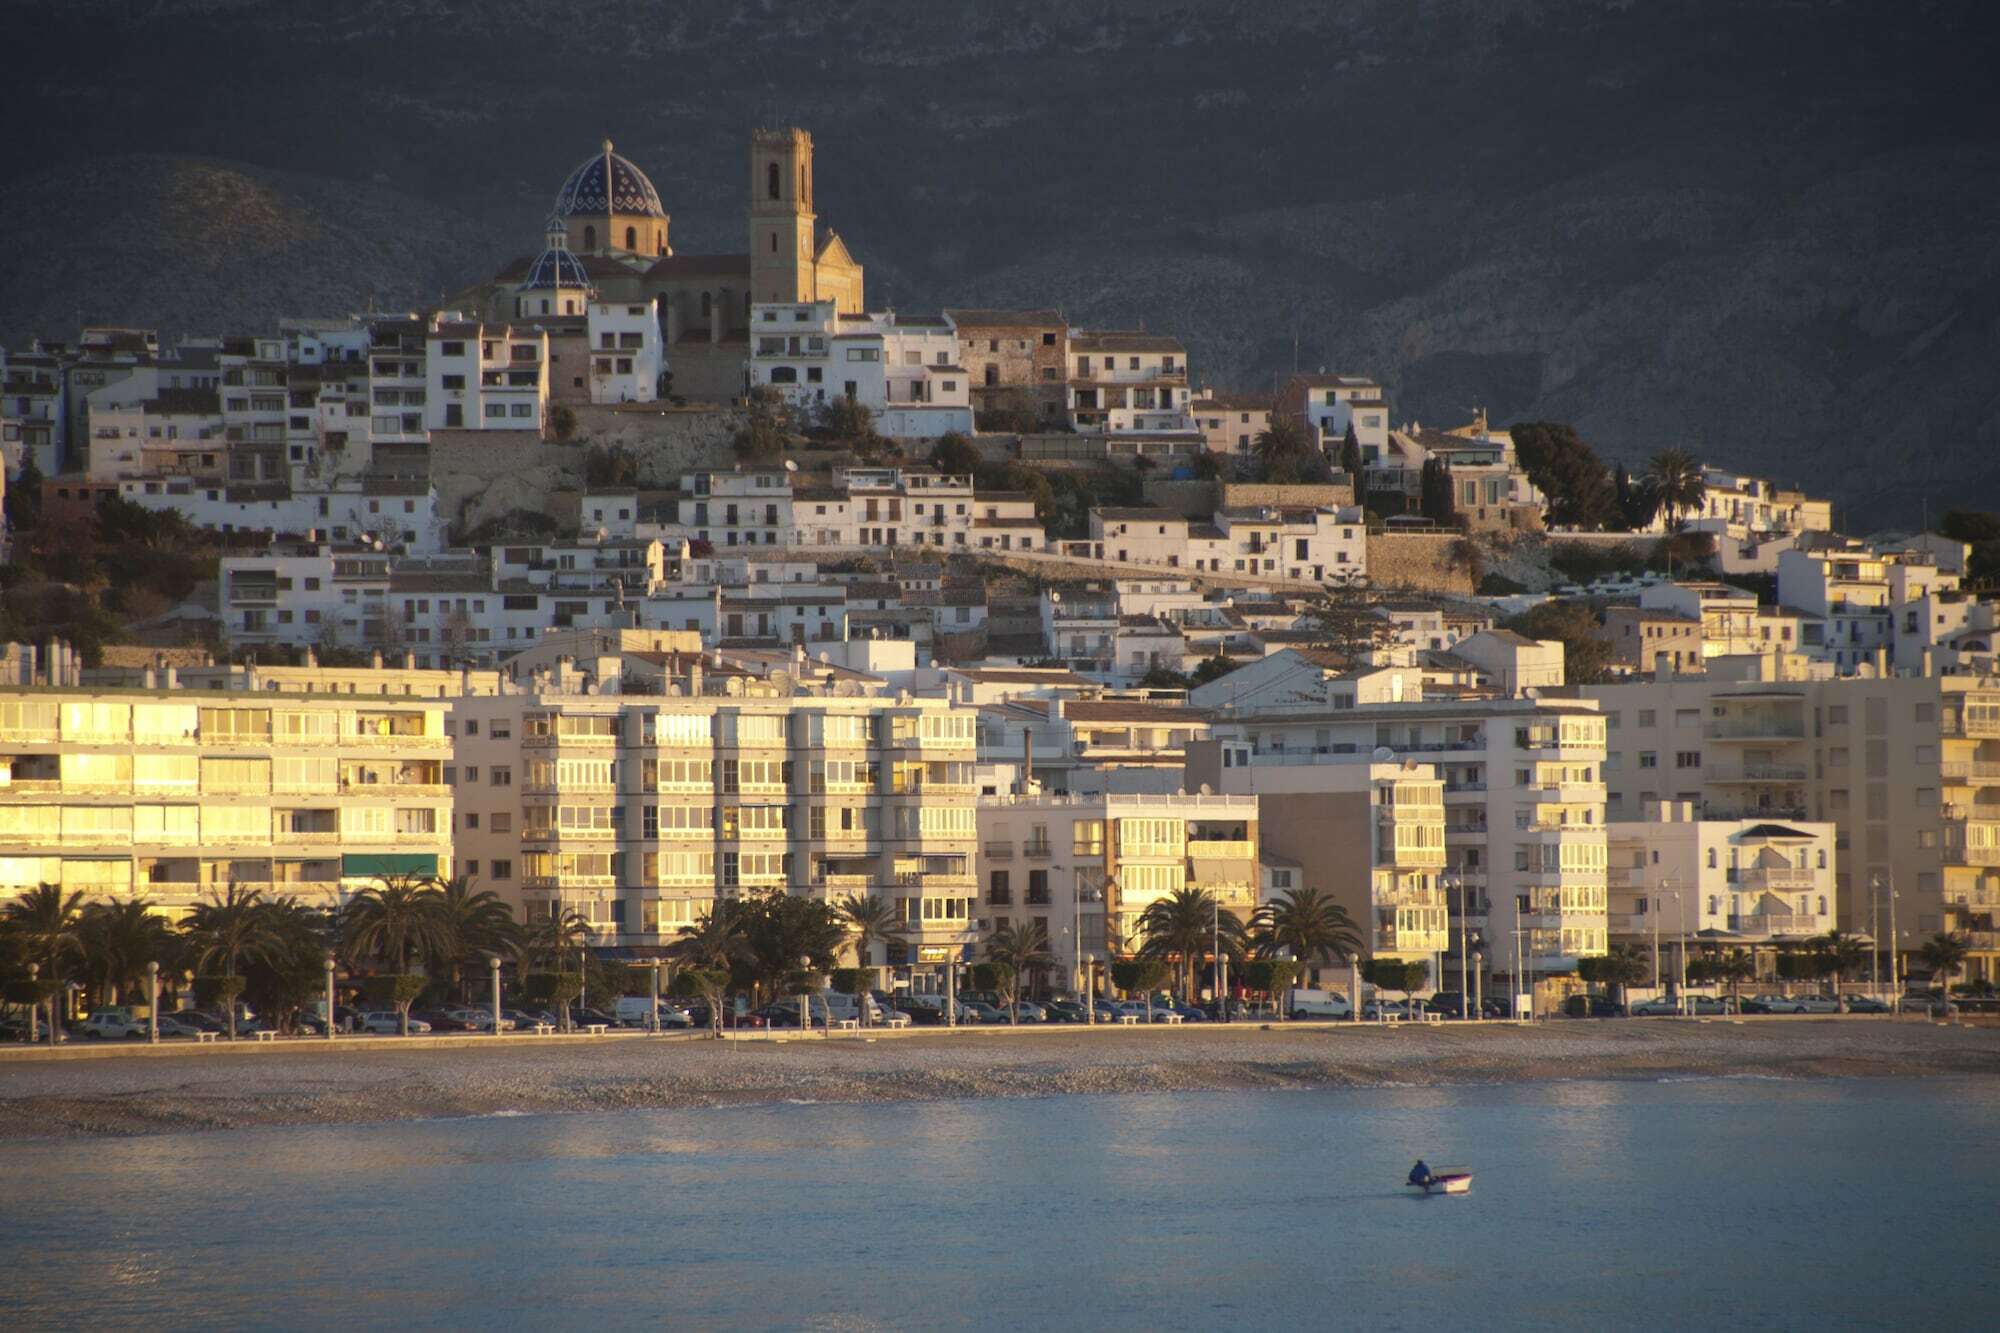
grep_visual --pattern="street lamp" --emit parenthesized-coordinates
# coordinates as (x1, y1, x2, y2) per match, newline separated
(798, 955, 814, 1034)
(646, 959, 662, 1035)
(324, 951, 337, 1041)
(1886, 876, 1901, 1015)
(27, 963, 38, 1044)
(1077, 883, 1103, 1024)
(1471, 946, 1485, 1017)
(489, 953, 504, 1037)
(147, 961, 160, 1045)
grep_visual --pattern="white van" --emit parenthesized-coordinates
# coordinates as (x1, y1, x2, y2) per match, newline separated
(613, 995, 691, 1028)
(1287, 988, 1354, 1019)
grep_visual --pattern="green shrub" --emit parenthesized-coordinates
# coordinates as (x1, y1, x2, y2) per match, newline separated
(524, 972, 585, 1007)
(830, 967, 870, 997)
(193, 975, 248, 1009)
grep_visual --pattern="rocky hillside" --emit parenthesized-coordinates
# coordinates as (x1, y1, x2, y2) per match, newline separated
(4, 0, 1996, 526)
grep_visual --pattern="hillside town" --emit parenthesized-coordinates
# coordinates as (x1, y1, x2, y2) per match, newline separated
(3, 127, 1997, 1033)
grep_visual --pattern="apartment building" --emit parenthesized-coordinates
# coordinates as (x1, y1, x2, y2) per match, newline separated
(1779, 537, 1964, 673)
(424, 320, 550, 432)
(584, 299, 664, 404)
(1607, 801, 1836, 962)
(1576, 664, 2000, 982)
(1187, 749, 1449, 970)
(1067, 333, 1193, 434)
(975, 792, 1258, 987)
(1277, 374, 1389, 454)
(976, 696, 1211, 797)
(945, 308, 1069, 425)
(450, 676, 980, 977)
(1639, 582, 1801, 661)
(1196, 699, 1611, 996)
(1191, 394, 1274, 459)
(1595, 605, 1706, 675)
(748, 302, 972, 437)
(1087, 505, 1366, 582)
(0, 678, 454, 923)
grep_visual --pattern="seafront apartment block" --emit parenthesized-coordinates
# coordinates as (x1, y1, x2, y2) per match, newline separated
(974, 792, 1259, 988)
(1574, 662, 2000, 983)
(1195, 700, 1611, 994)
(1185, 749, 1449, 969)
(0, 679, 455, 920)
(450, 674, 980, 973)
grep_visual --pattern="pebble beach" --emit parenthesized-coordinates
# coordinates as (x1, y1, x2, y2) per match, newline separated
(2, 1019, 1996, 1141)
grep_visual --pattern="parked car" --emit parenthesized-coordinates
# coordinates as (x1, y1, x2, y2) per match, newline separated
(1425, 992, 1474, 1019)
(1843, 994, 1891, 1014)
(1362, 999, 1418, 1020)
(444, 1007, 517, 1032)
(1165, 1003, 1208, 1022)
(1688, 995, 1733, 1015)
(411, 1010, 475, 1032)
(1288, 988, 1355, 1020)
(989, 999, 1046, 1023)
(77, 1009, 150, 1040)
(170, 1010, 228, 1035)
(153, 1014, 204, 1039)
(357, 1011, 430, 1035)
(1747, 993, 1839, 1014)
(1791, 994, 1842, 1014)
(1041, 999, 1088, 1023)
(1631, 996, 1683, 1017)
(958, 1000, 1005, 1024)
(1563, 994, 1624, 1018)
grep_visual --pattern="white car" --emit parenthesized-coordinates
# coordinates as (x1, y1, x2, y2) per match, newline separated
(445, 1008, 517, 1032)
(358, 1011, 431, 1034)
(1362, 999, 1417, 1020)
(77, 1010, 149, 1040)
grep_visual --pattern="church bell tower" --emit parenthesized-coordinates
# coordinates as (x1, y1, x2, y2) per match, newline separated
(749, 127, 818, 304)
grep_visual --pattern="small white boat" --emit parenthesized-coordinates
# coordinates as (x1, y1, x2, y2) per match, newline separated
(1411, 1170, 1473, 1195)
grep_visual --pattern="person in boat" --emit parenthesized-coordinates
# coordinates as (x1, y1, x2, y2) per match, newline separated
(1408, 1160, 1433, 1187)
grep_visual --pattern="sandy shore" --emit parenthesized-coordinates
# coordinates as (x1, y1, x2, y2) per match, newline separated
(2, 1019, 1996, 1141)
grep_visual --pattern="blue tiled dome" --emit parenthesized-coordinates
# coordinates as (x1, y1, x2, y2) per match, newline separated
(554, 139, 666, 218)
(519, 246, 596, 292)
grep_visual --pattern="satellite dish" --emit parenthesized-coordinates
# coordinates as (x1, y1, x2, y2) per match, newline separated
(784, 459, 798, 472)
(724, 677, 744, 696)
(665, 684, 683, 697)
(1372, 746, 1395, 761)
(1198, 783, 1212, 795)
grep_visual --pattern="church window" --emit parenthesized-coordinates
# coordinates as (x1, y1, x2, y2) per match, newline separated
(625, 226, 636, 250)
(799, 163, 807, 202)
(768, 162, 781, 199)
(584, 225, 596, 250)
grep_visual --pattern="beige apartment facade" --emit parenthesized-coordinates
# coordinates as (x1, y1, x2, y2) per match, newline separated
(975, 792, 1258, 990)
(450, 678, 979, 974)
(1196, 699, 1610, 998)
(1607, 800, 1837, 968)
(0, 682, 455, 922)
(1577, 665, 2000, 982)
(1188, 749, 1449, 969)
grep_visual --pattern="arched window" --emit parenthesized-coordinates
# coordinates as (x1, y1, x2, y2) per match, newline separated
(1706, 848, 1717, 868)
(700, 291, 712, 319)
(799, 163, 808, 203)
(540, 300, 549, 315)
(769, 231, 778, 253)
(625, 225, 636, 250)
(583, 225, 596, 251)
(769, 366, 797, 384)
(657, 232, 667, 256)
(767, 161, 780, 199)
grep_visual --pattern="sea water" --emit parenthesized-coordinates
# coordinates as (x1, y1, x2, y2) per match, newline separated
(2, 1078, 1996, 1330)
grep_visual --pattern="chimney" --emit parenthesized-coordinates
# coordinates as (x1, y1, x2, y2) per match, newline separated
(689, 660, 703, 696)
(403, 651, 416, 671)
(371, 650, 384, 670)
(304, 647, 318, 669)
(163, 666, 178, 689)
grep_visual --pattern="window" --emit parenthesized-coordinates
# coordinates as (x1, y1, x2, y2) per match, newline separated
(625, 225, 636, 250)
(491, 813, 511, 834)
(490, 766, 512, 787)
(1638, 752, 1658, 769)
(1675, 751, 1701, 769)
(490, 859, 512, 881)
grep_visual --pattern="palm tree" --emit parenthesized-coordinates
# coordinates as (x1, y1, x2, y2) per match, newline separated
(1253, 417, 1313, 482)
(671, 905, 745, 1032)
(75, 897, 173, 1007)
(1587, 943, 1650, 1014)
(428, 875, 521, 1002)
(1644, 447, 1706, 528)
(984, 921, 1057, 1024)
(3, 882, 85, 980)
(3, 883, 85, 1036)
(1135, 887, 1242, 1003)
(184, 885, 283, 1038)
(1919, 933, 1970, 1016)
(1809, 929, 1870, 999)
(837, 893, 897, 1022)
(341, 876, 447, 1036)
(1251, 887, 1362, 1015)
(1711, 948, 1757, 1010)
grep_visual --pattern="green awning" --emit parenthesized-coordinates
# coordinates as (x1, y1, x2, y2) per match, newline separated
(341, 853, 438, 878)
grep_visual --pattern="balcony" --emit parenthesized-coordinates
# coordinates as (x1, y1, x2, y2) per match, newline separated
(1705, 719, 1806, 741)
(1942, 760, 2000, 784)
(1709, 763, 1809, 783)
(523, 874, 616, 891)
(982, 841, 1014, 861)
(1732, 866, 1816, 892)
(1022, 840, 1053, 860)
(896, 871, 976, 890)
(1186, 838, 1254, 858)
(1727, 913, 1821, 937)
(818, 873, 871, 891)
